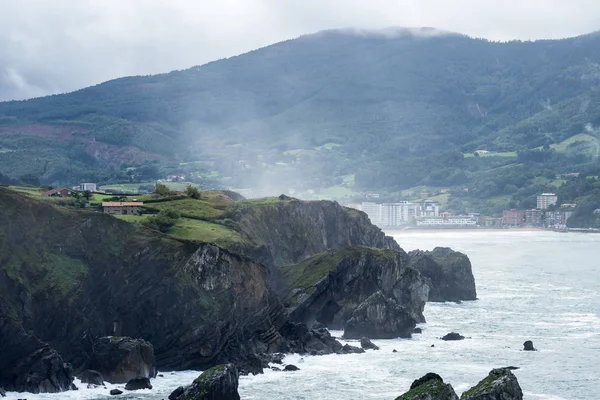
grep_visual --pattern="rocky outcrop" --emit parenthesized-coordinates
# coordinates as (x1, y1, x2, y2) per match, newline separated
(110, 388, 123, 395)
(87, 337, 156, 384)
(0, 317, 75, 394)
(283, 247, 429, 330)
(441, 332, 465, 341)
(169, 364, 240, 400)
(344, 291, 417, 339)
(408, 247, 477, 302)
(79, 369, 104, 385)
(0, 387, 5, 397)
(360, 338, 379, 350)
(523, 340, 536, 351)
(125, 377, 152, 390)
(396, 373, 459, 400)
(460, 368, 523, 400)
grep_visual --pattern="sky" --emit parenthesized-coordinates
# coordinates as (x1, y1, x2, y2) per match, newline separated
(1, 0, 599, 101)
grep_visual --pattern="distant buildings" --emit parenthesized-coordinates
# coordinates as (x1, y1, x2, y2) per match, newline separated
(348, 200, 439, 228)
(502, 209, 524, 226)
(415, 214, 478, 227)
(474, 150, 490, 154)
(537, 193, 558, 210)
(102, 202, 144, 215)
(525, 209, 542, 226)
(80, 182, 97, 192)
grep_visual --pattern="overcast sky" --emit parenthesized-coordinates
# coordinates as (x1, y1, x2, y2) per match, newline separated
(1, 0, 599, 101)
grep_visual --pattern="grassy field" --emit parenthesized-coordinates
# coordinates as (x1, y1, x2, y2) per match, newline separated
(168, 219, 245, 246)
(551, 133, 597, 152)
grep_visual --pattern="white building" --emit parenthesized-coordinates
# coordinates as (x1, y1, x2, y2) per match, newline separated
(537, 193, 558, 210)
(419, 200, 440, 217)
(415, 215, 478, 227)
(80, 182, 97, 191)
(348, 202, 418, 227)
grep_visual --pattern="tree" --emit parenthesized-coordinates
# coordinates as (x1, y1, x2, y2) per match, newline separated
(19, 174, 40, 186)
(185, 184, 201, 199)
(154, 182, 172, 196)
(82, 190, 92, 200)
(144, 209, 180, 232)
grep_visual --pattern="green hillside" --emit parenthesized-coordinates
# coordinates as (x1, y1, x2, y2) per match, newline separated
(1, 28, 600, 213)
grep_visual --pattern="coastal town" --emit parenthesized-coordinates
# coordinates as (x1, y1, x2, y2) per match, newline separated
(345, 193, 579, 230)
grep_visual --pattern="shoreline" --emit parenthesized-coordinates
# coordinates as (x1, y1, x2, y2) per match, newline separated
(385, 227, 553, 234)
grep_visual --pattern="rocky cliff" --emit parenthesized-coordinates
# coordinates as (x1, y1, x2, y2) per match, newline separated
(0, 189, 404, 393)
(408, 247, 477, 302)
(281, 246, 429, 337)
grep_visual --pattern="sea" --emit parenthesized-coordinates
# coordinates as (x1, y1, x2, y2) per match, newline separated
(4, 231, 599, 400)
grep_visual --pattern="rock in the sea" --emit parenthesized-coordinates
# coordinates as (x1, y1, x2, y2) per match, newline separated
(341, 344, 365, 354)
(79, 369, 104, 386)
(393, 349, 398, 353)
(169, 364, 240, 400)
(88, 337, 157, 384)
(0, 387, 5, 397)
(360, 338, 380, 350)
(523, 340, 536, 351)
(343, 291, 416, 339)
(460, 367, 523, 400)
(408, 247, 477, 302)
(110, 388, 123, 395)
(413, 327, 423, 334)
(284, 365, 300, 371)
(395, 372, 459, 400)
(441, 332, 465, 341)
(125, 377, 152, 390)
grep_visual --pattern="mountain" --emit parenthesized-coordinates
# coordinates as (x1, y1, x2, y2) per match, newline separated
(1, 28, 600, 210)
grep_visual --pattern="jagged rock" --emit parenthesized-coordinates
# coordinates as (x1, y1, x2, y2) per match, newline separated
(393, 349, 398, 353)
(169, 386, 184, 400)
(158, 374, 164, 377)
(271, 367, 282, 371)
(280, 322, 344, 355)
(0, 387, 5, 397)
(395, 373, 459, 400)
(284, 247, 429, 331)
(408, 247, 477, 302)
(124, 377, 152, 390)
(269, 353, 285, 364)
(460, 367, 523, 400)
(79, 369, 104, 385)
(441, 332, 465, 341)
(341, 344, 365, 354)
(343, 291, 416, 339)
(360, 338, 380, 350)
(169, 364, 240, 400)
(284, 365, 299, 371)
(88, 337, 157, 384)
(523, 340, 536, 351)
(0, 318, 75, 394)
(413, 327, 423, 334)
(110, 388, 123, 395)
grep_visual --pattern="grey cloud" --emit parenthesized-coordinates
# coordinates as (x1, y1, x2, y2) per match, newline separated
(0, 0, 599, 101)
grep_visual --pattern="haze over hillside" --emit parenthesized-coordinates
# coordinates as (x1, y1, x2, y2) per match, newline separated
(0, 27, 599, 214)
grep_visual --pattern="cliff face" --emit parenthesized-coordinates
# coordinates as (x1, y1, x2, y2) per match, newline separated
(227, 198, 400, 268)
(282, 246, 429, 333)
(0, 189, 288, 383)
(408, 247, 477, 302)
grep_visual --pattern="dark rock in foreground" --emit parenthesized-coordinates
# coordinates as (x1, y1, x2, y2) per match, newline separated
(125, 377, 152, 390)
(395, 372, 459, 400)
(284, 365, 299, 371)
(0, 387, 5, 397)
(360, 338, 379, 350)
(523, 340, 536, 351)
(413, 327, 422, 334)
(342, 344, 365, 354)
(169, 364, 240, 400)
(0, 318, 75, 394)
(441, 332, 465, 341)
(344, 291, 417, 339)
(460, 367, 523, 400)
(409, 247, 477, 302)
(88, 337, 157, 384)
(110, 388, 123, 395)
(79, 369, 104, 386)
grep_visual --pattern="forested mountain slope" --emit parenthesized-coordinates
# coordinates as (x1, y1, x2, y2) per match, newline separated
(0, 28, 599, 194)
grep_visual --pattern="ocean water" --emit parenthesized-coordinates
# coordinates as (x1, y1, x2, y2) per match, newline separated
(4, 231, 599, 400)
